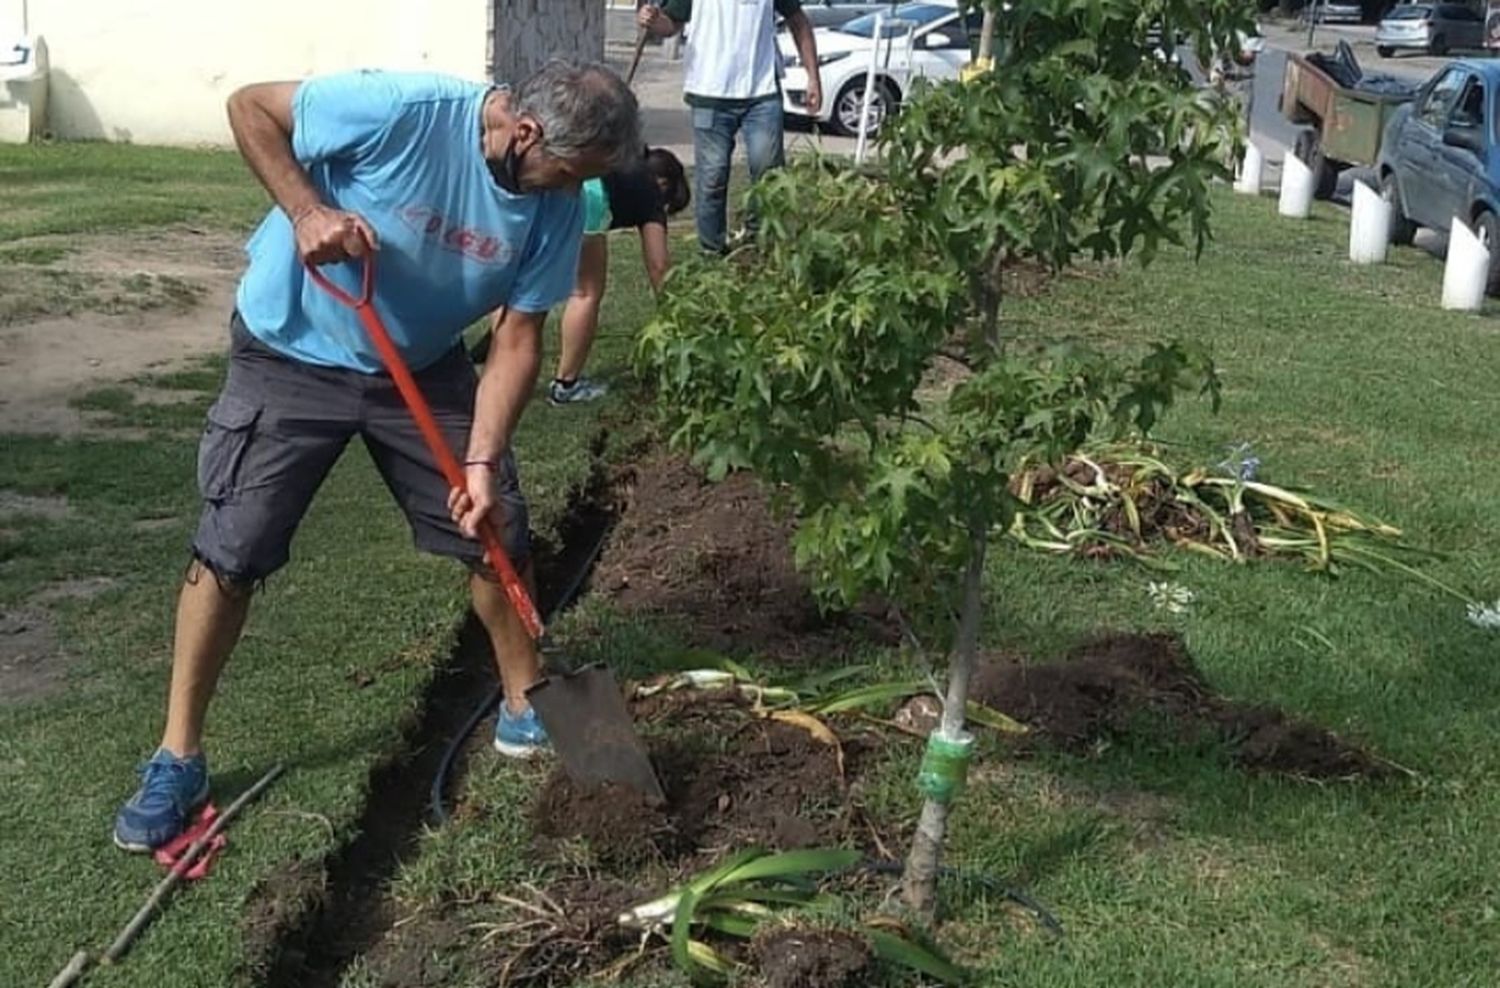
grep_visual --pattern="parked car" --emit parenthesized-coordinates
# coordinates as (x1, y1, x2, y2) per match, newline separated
(1377, 60, 1500, 290)
(1376, 3, 1484, 56)
(784, 0, 901, 30)
(1303, 0, 1365, 24)
(779, 0, 980, 136)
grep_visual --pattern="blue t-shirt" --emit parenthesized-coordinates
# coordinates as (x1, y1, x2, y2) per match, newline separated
(235, 71, 583, 373)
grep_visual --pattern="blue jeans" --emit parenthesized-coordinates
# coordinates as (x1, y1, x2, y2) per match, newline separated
(691, 95, 785, 254)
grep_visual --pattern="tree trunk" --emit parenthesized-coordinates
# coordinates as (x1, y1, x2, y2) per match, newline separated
(489, 0, 605, 85)
(982, 246, 1005, 353)
(902, 518, 988, 919)
(976, 6, 997, 62)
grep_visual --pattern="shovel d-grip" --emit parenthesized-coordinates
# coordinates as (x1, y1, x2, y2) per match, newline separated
(305, 254, 544, 641)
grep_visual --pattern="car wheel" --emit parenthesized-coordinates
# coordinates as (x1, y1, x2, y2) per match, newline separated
(830, 77, 894, 138)
(1380, 171, 1417, 246)
(1429, 34, 1448, 56)
(1376, 45, 1394, 58)
(1472, 209, 1500, 294)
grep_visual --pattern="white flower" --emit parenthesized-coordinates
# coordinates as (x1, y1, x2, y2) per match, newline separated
(1466, 599, 1500, 631)
(1147, 581, 1196, 615)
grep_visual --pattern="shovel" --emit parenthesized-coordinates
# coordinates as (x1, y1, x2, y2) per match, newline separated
(306, 251, 664, 803)
(528, 664, 665, 803)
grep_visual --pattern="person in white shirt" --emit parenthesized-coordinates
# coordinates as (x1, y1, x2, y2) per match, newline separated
(638, 0, 821, 253)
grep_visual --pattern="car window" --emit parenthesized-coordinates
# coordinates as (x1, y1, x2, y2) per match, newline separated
(1388, 5, 1431, 19)
(839, 2, 951, 36)
(1419, 68, 1467, 128)
(921, 16, 970, 48)
(1450, 78, 1485, 130)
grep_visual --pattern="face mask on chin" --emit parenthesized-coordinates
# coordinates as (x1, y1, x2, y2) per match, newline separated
(487, 135, 529, 194)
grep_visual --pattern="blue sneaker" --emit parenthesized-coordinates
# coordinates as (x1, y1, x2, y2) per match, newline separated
(113, 749, 210, 853)
(494, 703, 550, 759)
(548, 376, 608, 406)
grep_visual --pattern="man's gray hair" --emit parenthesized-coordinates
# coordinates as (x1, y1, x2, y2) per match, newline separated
(514, 60, 642, 169)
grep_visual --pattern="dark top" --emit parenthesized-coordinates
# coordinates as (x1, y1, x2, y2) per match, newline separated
(605, 163, 668, 230)
(661, 0, 802, 21)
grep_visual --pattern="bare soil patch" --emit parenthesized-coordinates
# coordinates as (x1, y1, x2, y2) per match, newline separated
(0, 227, 240, 435)
(592, 454, 897, 655)
(0, 578, 118, 705)
(533, 696, 864, 868)
(0, 607, 61, 705)
(241, 859, 327, 975)
(29, 576, 119, 605)
(753, 926, 872, 988)
(972, 633, 1387, 779)
(0, 491, 71, 520)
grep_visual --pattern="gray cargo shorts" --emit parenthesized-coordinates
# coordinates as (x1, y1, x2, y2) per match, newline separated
(191, 313, 529, 584)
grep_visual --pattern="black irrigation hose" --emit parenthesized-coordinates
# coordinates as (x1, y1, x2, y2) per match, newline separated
(862, 859, 1066, 937)
(428, 523, 613, 825)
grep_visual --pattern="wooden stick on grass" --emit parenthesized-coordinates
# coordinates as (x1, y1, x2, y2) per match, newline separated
(46, 950, 90, 988)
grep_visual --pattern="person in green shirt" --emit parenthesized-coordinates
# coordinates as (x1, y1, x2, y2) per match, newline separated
(471, 147, 690, 404)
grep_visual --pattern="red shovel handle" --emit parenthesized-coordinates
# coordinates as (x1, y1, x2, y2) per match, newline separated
(305, 255, 544, 641)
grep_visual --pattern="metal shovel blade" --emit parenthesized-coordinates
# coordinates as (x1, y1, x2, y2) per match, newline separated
(526, 664, 665, 804)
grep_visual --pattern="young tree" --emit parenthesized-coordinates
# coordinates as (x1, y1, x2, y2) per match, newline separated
(639, 0, 1247, 920)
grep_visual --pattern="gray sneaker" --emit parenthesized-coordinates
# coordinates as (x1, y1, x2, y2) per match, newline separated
(549, 377, 608, 405)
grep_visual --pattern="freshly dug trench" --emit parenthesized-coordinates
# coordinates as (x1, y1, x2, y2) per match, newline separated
(532, 712, 856, 867)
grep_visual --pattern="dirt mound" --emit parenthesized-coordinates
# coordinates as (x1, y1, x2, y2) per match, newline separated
(592, 454, 896, 654)
(532, 715, 851, 867)
(753, 927, 871, 988)
(972, 633, 1386, 779)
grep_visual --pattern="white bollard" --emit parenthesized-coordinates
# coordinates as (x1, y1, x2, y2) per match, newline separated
(1348, 180, 1391, 264)
(1278, 153, 1314, 218)
(1442, 218, 1490, 311)
(1235, 144, 1264, 195)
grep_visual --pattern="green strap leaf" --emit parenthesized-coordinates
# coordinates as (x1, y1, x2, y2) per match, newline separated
(867, 927, 969, 985)
(671, 886, 701, 975)
(722, 847, 863, 884)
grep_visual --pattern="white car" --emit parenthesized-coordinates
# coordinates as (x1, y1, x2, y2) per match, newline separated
(778, 0, 979, 136)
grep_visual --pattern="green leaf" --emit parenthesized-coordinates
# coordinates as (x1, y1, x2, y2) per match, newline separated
(966, 700, 1029, 735)
(671, 886, 702, 975)
(701, 887, 817, 910)
(794, 665, 874, 695)
(721, 847, 862, 885)
(688, 848, 771, 896)
(701, 910, 764, 939)
(685, 939, 738, 980)
(813, 682, 925, 714)
(867, 927, 969, 985)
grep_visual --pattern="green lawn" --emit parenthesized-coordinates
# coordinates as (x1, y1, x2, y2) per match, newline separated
(0, 143, 271, 240)
(6, 142, 1499, 988)
(0, 144, 656, 986)
(359, 191, 1500, 987)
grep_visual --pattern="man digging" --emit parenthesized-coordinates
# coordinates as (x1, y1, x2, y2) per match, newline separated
(113, 62, 641, 852)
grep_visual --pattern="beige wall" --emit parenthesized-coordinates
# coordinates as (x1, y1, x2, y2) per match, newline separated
(23, 0, 489, 145)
